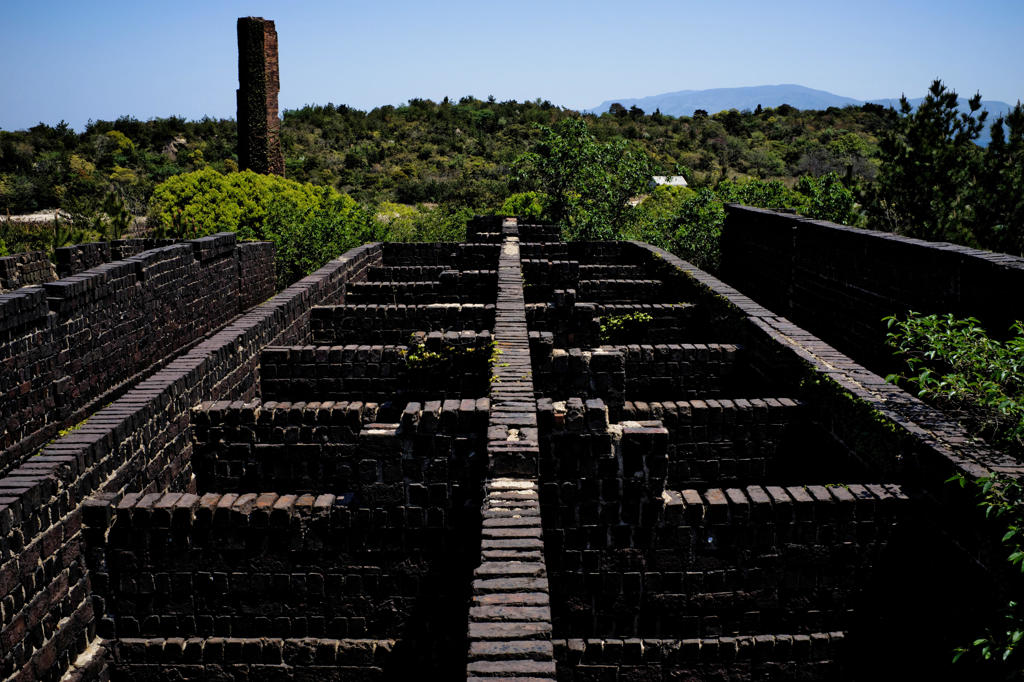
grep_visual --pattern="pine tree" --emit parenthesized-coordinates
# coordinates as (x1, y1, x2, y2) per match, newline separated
(866, 80, 987, 245)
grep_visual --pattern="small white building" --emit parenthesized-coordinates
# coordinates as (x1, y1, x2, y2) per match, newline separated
(649, 175, 688, 189)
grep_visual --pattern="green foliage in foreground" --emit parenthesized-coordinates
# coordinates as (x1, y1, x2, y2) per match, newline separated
(884, 313, 1024, 454)
(950, 472, 1024, 673)
(885, 313, 1024, 673)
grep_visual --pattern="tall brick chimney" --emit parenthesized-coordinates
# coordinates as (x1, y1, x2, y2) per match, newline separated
(236, 17, 284, 176)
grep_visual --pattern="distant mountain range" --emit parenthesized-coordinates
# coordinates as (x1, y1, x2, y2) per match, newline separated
(589, 84, 1015, 143)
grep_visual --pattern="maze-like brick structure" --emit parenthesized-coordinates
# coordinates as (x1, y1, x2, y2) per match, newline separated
(6, 216, 1020, 681)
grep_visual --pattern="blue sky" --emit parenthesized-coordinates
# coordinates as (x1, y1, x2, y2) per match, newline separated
(2, 0, 1022, 131)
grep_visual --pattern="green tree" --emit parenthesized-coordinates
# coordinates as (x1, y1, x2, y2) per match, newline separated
(797, 172, 859, 225)
(513, 117, 650, 239)
(866, 80, 988, 244)
(500, 191, 551, 222)
(628, 188, 726, 271)
(978, 103, 1024, 255)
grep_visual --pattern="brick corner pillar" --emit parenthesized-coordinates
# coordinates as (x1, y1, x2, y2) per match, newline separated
(236, 16, 284, 176)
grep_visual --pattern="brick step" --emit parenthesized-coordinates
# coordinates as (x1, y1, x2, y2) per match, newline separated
(518, 241, 637, 264)
(106, 637, 396, 668)
(552, 576, 858, 638)
(346, 274, 496, 304)
(579, 264, 647, 279)
(553, 632, 846, 668)
(522, 259, 580, 288)
(626, 397, 808, 485)
(311, 302, 495, 344)
(469, 621, 552, 641)
(379, 241, 499, 268)
(93, 491, 471, 642)
(469, 639, 555, 661)
(258, 337, 492, 402)
(466, 659, 557, 678)
(527, 301, 716, 347)
(542, 482, 908, 554)
(517, 224, 562, 241)
(192, 396, 489, 494)
(578, 278, 665, 303)
(366, 264, 447, 281)
(534, 344, 746, 404)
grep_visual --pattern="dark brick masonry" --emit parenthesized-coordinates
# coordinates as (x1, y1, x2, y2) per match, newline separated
(721, 204, 1024, 374)
(0, 235, 275, 477)
(236, 17, 284, 176)
(1, 217, 1019, 680)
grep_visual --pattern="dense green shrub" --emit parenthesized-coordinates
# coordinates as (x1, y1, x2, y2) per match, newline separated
(885, 314, 1024, 673)
(149, 169, 475, 287)
(148, 168, 334, 238)
(372, 202, 471, 242)
(634, 185, 696, 221)
(796, 172, 860, 225)
(884, 313, 1024, 455)
(950, 472, 1024, 673)
(499, 192, 551, 222)
(630, 188, 726, 271)
(259, 193, 376, 287)
(148, 168, 373, 287)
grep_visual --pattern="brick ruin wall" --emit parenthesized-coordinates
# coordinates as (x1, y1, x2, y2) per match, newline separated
(0, 240, 202, 294)
(721, 204, 1024, 374)
(0, 236, 276, 474)
(0, 253, 55, 293)
(54, 240, 187, 280)
(0, 240, 382, 681)
(2, 219, 1022, 680)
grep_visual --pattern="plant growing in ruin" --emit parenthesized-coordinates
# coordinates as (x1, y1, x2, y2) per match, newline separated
(884, 313, 1024, 455)
(402, 337, 497, 387)
(950, 472, 1024, 672)
(598, 311, 653, 344)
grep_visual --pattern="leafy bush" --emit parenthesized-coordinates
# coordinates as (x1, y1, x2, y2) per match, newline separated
(716, 177, 804, 209)
(500, 191, 551, 222)
(950, 472, 1024, 671)
(599, 311, 653, 343)
(796, 172, 860, 225)
(260, 193, 376, 287)
(629, 188, 726, 271)
(637, 185, 696, 221)
(373, 202, 471, 242)
(148, 168, 338, 238)
(886, 315, 1024, 672)
(149, 168, 373, 287)
(884, 313, 1024, 455)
